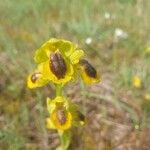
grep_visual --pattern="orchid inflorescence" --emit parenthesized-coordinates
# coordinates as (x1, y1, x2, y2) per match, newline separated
(27, 38, 100, 149)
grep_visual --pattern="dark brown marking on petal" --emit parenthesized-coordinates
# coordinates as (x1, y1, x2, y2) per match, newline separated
(79, 59, 97, 78)
(56, 108, 67, 125)
(31, 73, 41, 83)
(50, 52, 67, 79)
(77, 111, 85, 122)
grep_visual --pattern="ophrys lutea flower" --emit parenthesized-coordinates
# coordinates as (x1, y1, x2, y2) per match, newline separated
(34, 39, 84, 84)
(78, 59, 100, 84)
(27, 64, 48, 89)
(27, 38, 100, 149)
(132, 75, 141, 88)
(145, 47, 150, 54)
(46, 96, 85, 131)
(144, 94, 150, 101)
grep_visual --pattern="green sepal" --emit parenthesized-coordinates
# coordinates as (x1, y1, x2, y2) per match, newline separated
(34, 48, 48, 64)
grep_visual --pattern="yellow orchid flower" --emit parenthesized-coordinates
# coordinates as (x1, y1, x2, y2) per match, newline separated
(78, 59, 100, 84)
(144, 94, 150, 101)
(46, 96, 85, 131)
(27, 64, 49, 89)
(132, 75, 141, 88)
(34, 39, 84, 84)
(27, 38, 100, 149)
(145, 47, 150, 54)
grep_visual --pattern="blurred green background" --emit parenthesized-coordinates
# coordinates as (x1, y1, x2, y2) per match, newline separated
(0, 0, 150, 149)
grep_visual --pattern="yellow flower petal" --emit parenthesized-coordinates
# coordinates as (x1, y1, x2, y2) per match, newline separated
(78, 59, 100, 84)
(58, 40, 75, 57)
(27, 63, 49, 89)
(46, 118, 55, 129)
(27, 72, 48, 89)
(34, 39, 75, 63)
(47, 96, 69, 114)
(80, 67, 100, 84)
(34, 48, 48, 64)
(70, 49, 84, 64)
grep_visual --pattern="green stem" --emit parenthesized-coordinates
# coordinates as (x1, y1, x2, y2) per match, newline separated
(60, 133, 65, 150)
(80, 79, 87, 113)
(56, 84, 63, 96)
(55, 85, 71, 150)
(80, 79, 85, 92)
(58, 130, 71, 150)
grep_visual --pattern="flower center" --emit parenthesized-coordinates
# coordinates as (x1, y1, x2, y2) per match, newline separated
(56, 108, 67, 125)
(79, 59, 97, 78)
(31, 73, 41, 83)
(50, 52, 67, 79)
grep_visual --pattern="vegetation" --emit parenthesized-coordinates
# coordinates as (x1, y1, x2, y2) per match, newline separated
(0, 0, 150, 149)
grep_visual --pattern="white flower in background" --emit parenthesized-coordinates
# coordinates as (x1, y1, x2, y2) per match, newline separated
(104, 12, 111, 19)
(114, 28, 128, 40)
(85, 37, 92, 45)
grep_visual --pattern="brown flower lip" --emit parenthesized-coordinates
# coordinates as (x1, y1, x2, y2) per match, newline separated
(50, 52, 67, 79)
(31, 73, 41, 83)
(56, 108, 67, 125)
(79, 59, 97, 78)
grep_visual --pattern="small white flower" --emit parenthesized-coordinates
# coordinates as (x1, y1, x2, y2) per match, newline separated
(85, 37, 92, 45)
(114, 28, 128, 40)
(104, 12, 111, 19)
